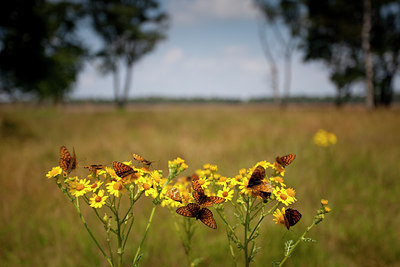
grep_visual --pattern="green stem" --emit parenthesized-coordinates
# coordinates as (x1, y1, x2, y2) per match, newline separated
(279, 221, 316, 266)
(244, 197, 250, 267)
(215, 208, 241, 245)
(132, 204, 157, 266)
(74, 197, 113, 266)
(249, 202, 279, 240)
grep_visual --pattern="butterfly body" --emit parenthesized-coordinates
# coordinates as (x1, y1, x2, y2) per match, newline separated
(167, 187, 182, 203)
(284, 208, 302, 229)
(113, 161, 137, 178)
(83, 164, 105, 172)
(132, 153, 153, 166)
(276, 154, 296, 167)
(247, 165, 272, 200)
(192, 180, 225, 207)
(176, 203, 217, 229)
(59, 146, 77, 174)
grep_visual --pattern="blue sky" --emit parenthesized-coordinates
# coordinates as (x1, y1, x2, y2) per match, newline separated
(73, 0, 340, 100)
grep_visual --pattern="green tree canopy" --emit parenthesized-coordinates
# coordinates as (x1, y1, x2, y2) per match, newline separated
(0, 0, 86, 102)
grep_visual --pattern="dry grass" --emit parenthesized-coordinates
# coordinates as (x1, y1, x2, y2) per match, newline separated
(1, 103, 399, 266)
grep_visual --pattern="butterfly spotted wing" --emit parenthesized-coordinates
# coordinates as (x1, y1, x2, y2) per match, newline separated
(276, 154, 296, 167)
(192, 180, 225, 207)
(247, 165, 265, 188)
(176, 203, 200, 218)
(198, 207, 217, 229)
(192, 191, 225, 207)
(167, 187, 182, 203)
(176, 203, 217, 229)
(113, 161, 137, 178)
(132, 153, 153, 166)
(59, 146, 77, 174)
(251, 181, 273, 200)
(284, 208, 302, 229)
(83, 164, 105, 172)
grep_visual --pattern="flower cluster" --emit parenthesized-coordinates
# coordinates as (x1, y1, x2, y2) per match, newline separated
(313, 129, 337, 147)
(46, 146, 331, 266)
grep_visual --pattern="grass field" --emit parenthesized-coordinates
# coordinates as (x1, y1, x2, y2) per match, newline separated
(1, 103, 399, 266)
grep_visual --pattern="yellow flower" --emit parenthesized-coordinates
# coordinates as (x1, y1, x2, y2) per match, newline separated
(90, 181, 103, 192)
(321, 199, 329, 205)
(217, 185, 234, 201)
(273, 187, 295, 206)
(324, 206, 331, 213)
(106, 180, 125, 197)
(271, 176, 286, 187)
(46, 166, 62, 179)
(69, 178, 91, 197)
(313, 129, 337, 147)
(286, 188, 297, 201)
(273, 208, 287, 227)
(89, 190, 108, 208)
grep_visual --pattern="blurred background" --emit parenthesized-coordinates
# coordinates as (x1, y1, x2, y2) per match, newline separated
(0, 0, 399, 266)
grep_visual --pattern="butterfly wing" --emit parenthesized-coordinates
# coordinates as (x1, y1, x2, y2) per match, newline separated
(252, 181, 273, 200)
(176, 203, 200, 218)
(247, 165, 265, 188)
(284, 208, 302, 229)
(167, 187, 182, 203)
(276, 154, 296, 167)
(113, 161, 136, 178)
(198, 208, 217, 229)
(192, 180, 204, 194)
(132, 153, 153, 166)
(59, 146, 77, 174)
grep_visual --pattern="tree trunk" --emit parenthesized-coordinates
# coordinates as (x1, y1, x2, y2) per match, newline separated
(122, 62, 133, 108)
(258, 21, 280, 105)
(113, 65, 122, 107)
(362, 0, 374, 110)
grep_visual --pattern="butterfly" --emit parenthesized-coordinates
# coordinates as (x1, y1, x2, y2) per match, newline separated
(113, 161, 137, 178)
(247, 165, 272, 200)
(132, 153, 153, 166)
(276, 154, 296, 168)
(192, 180, 225, 207)
(176, 203, 217, 229)
(59, 145, 77, 174)
(83, 164, 106, 173)
(167, 187, 182, 203)
(284, 208, 302, 229)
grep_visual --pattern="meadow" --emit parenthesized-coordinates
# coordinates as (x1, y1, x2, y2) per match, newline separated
(0, 103, 399, 266)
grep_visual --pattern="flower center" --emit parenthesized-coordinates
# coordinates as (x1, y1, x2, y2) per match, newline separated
(113, 182, 122, 191)
(143, 183, 151, 190)
(91, 183, 98, 189)
(95, 196, 102, 202)
(198, 180, 205, 185)
(286, 188, 295, 197)
(76, 184, 85, 191)
(280, 194, 287, 200)
(219, 177, 227, 183)
(222, 191, 229, 197)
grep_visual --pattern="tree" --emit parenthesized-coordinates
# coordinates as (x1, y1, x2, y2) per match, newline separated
(88, 0, 168, 108)
(255, 0, 303, 105)
(0, 0, 87, 103)
(256, 0, 400, 107)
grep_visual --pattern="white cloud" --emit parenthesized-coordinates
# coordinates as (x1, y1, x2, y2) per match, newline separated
(163, 48, 184, 64)
(169, 0, 258, 25)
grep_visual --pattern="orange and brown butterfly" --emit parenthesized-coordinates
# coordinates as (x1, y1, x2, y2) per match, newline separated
(247, 165, 272, 200)
(283, 208, 302, 229)
(276, 154, 296, 168)
(176, 203, 217, 229)
(113, 161, 137, 178)
(132, 153, 153, 166)
(192, 180, 225, 207)
(59, 145, 77, 174)
(167, 187, 182, 203)
(83, 164, 106, 173)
